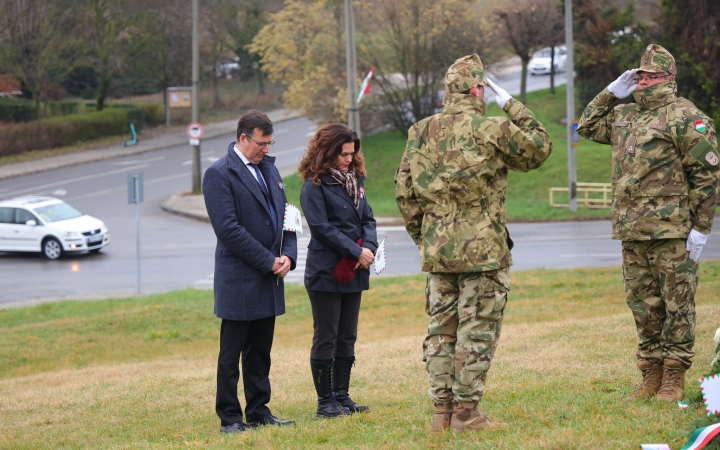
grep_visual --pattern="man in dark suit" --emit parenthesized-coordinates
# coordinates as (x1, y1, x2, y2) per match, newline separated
(202, 110, 298, 433)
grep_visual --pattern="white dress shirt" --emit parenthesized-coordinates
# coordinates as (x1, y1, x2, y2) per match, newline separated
(234, 144, 267, 186)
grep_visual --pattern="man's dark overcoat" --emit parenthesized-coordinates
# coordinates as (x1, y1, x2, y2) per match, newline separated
(203, 142, 298, 321)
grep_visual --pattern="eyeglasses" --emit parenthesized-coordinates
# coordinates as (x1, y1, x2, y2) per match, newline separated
(244, 134, 275, 148)
(633, 74, 667, 83)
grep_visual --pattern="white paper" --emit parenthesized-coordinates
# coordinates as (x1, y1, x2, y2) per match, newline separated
(373, 236, 387, 275)
(282, 203, 303, 234)
(701, 374, 720, 415)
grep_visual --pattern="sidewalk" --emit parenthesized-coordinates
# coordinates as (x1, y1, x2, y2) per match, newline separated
(160, 192, 404, 226)
(0, 108, 304, 180)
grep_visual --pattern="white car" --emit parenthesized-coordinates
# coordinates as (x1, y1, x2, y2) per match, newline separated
(529, 46, 567, 76)
(0, 197, 109, 260)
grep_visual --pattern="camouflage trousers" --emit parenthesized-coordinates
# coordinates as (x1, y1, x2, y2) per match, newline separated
(423, 269, 510, 405)
(622, 239, 698, 369)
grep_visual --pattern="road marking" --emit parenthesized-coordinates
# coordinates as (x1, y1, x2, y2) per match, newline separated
(305, 132, 315, 138)
(271, 146, 306, 157)
(67, 189, 115, 200)
(181, 160, 192, 166)
(145, 173, 190, 185)
(52, 189, 67, 196)
(274, 128, 289, 134)
(110, 156, 166, 166)
(0, 164, 150, 199)
(0, 189, 7, 194)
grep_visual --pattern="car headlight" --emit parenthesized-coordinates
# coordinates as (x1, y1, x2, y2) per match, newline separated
(64, 231, 80, 238)
(101, 225, 108, 233)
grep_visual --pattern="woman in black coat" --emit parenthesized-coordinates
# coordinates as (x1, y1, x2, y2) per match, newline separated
(298, 123, 378, 418)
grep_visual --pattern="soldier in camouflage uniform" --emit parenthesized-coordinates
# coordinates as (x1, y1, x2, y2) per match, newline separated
(395, 54, 552, 432)
(577, 44, 720, 402)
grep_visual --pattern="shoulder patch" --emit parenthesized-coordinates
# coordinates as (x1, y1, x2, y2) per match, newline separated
(690, 138, 719, 169)
(695, 120, 707, 133)
(706, 151, 719, 167)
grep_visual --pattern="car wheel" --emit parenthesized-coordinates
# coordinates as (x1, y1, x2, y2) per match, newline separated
(42, 237, 63, 260)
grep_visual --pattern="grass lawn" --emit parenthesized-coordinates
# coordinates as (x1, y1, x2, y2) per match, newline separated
(285, 85, 623, 221)
(3, 263, 720, 448)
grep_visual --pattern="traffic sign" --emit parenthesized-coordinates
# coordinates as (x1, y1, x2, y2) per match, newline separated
(187, 122, 204, 140)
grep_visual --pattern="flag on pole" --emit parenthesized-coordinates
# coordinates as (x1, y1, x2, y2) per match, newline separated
(373, 236, 387, 275)
(357, 66, 375, 104)
(282, 203, 303, 234)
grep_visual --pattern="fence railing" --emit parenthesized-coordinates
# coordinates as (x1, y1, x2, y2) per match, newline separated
(549, 182, 612, 209)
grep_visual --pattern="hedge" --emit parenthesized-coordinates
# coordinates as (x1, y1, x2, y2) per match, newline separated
(0, 108, 136, 157)
(0, 99, 36, 123)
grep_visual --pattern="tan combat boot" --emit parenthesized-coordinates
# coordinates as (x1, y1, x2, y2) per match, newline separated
(449, 402, 496, 432)
(657, 359, 686, 402)
(622, 360, 663, 401)
(431, 403, 454, 432)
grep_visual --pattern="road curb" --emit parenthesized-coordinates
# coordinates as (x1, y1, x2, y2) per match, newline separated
(0, 108, 304, 181)
(161, 193, 210, 222)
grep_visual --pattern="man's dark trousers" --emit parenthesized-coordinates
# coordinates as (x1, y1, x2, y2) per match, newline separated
(216, 316, 275, 425)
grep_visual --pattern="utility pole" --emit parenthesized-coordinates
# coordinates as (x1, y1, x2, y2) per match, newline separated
(344, 0, 360, 137)
(565, 0, 577, 211)
(191, 0, 202, 193)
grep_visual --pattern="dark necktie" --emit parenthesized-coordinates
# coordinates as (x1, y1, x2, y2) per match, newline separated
(248, 163, 278, 236)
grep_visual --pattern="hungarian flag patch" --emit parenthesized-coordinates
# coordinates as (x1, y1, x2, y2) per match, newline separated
(696, 120, 707, 133)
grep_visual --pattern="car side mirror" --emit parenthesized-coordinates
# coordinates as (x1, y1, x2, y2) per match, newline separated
(25, 220, 37, 226)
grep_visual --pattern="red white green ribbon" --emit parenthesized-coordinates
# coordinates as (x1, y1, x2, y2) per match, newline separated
(681, 423, 720, 450)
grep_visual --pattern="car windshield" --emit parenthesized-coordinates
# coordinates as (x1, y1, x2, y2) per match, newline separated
(33, 203, 83, 223)
(534, 49, 552, 58)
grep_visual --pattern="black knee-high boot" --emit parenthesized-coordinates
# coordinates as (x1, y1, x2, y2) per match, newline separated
(333, 356, 370, 413)
(311, 358, 350, 418)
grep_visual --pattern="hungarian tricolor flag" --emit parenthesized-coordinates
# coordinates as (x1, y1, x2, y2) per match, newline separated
(357, 66, 374, 104)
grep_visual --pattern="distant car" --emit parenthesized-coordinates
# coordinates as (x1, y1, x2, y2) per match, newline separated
(0, 197, 109, 260)
(529, 46, 567, 76)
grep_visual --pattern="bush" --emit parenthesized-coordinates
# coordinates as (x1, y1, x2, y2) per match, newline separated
(47, 101, 79, 117)
(0, 99, 37, 123)
(141, 103, 164, 127)
(0, 108, 130, 157)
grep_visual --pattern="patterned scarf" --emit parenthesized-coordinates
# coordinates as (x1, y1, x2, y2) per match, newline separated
(329, 167, 359, 209)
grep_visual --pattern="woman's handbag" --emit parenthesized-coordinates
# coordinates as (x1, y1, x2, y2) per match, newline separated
(334, 239, 363, 284)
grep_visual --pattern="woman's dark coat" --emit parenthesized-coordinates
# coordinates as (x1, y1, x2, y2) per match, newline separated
(300, 173, 378, 292)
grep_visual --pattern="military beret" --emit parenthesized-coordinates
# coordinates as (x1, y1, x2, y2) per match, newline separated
(445, 54, 486, 94)
(638, 44, 677, 75)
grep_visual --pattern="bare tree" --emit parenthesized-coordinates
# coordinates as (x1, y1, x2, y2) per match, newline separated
(82, 0, 153, 110)
(143, 0, 192, 106)
(0, 0, 83, 117)
(495, 0, 562, 102)
(358, 0, 488, 135)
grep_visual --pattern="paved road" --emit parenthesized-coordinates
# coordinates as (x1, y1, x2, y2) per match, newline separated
(4, 68, 720, 305)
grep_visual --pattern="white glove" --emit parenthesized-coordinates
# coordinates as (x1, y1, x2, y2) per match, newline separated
(686, 229, 709, 262)
(607, 69, 638, 98)
(486, 78, 512, 109)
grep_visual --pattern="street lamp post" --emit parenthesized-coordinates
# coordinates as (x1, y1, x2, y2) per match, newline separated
(344, 0, 360, 137)
(565, 0, 577, 211)
(191, 0, 201, 193)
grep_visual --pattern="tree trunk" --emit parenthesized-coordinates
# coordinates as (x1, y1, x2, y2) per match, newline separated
(550, 46, 556, 94)
(258, 68, 265, 95)
(520, 57, 529, 103)
(97, 75, 110, 111)
(212, 73, 220, 108)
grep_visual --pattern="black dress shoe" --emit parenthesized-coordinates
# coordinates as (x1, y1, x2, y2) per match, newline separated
(247, 414, 295, 427)
(220, 422, 249, 433)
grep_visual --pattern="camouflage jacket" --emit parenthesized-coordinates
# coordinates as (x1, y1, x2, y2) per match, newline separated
(395, 94, 552, 273)
(577, 82, 719, 241)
